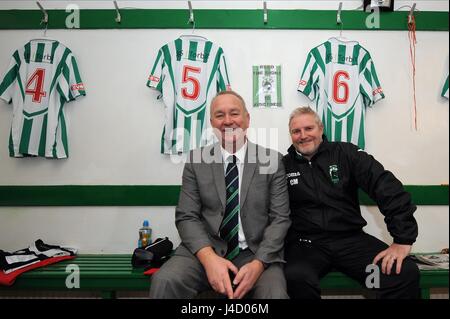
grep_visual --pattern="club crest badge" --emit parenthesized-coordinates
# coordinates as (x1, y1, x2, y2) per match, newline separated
(329, 165, 339, 184)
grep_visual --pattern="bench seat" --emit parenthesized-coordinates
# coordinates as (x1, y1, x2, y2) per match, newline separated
(1, 254, 448, 299)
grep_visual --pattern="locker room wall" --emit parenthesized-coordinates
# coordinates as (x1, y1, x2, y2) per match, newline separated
(0, 1, 448, 253)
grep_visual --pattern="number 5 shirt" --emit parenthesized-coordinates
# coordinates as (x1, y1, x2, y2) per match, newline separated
(0, 39, 85, 158)
(298, 38, 384, 150)
(147, 35, 231, 154)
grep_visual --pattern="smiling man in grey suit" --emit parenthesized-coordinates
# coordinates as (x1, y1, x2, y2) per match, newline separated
(149, 90, 291, 299)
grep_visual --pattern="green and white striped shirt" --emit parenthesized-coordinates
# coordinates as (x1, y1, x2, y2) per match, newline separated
(0, 39, 85, 158)
(442, 75, 449, 99)
(147, 36, 231, 154)
(298, 38, 384, 150)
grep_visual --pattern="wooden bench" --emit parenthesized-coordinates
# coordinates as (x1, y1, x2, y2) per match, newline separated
(0, 254, 448, 299)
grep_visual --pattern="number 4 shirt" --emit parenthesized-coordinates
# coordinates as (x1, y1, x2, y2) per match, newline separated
(298, 38, 384, 150)
(0, 39, 85, 158)
(147, 35, 231, 154)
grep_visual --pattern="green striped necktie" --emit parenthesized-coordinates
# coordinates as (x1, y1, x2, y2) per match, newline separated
(220, 155, 240, 260)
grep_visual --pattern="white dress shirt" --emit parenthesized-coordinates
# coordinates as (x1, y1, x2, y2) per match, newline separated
(221, 141, 248, 250)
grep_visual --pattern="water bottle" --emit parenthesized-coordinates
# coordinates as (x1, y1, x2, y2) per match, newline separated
(138, 220, 152, 248)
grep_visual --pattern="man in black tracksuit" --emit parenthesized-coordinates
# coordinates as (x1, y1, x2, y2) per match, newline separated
(283, 107, 420, 299)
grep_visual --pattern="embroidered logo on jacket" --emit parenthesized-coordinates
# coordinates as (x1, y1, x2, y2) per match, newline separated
(329, 165, 339, 184)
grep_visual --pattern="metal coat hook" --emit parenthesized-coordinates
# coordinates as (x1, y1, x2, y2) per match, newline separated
(408, 3, 417, 24)
(337, 2, 343, 25)
(114, 1, 121, 23)
(188, 1, 194, 24)
(36, 1, 48, 25)
(263, 1, 268, 24)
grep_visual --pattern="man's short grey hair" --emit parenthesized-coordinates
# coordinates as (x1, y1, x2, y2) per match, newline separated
(210, 90, 248, 116)
(289, 106, 324, 129)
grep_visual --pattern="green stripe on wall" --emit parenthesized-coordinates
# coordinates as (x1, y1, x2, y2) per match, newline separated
(0, 10, 447, 31)
(358, 186, 449, 206)
(0, 185, 447, 207)
(0, 186, 181, 206)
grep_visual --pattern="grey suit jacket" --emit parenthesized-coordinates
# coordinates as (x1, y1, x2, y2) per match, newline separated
(174, 141, 291, 265)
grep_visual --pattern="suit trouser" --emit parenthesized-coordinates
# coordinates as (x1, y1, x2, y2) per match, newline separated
(284, 231, 420, 299)
(149, 248, 289, 299)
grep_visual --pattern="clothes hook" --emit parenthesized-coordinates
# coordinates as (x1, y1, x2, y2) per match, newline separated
(36, 1, 48, 25)
(263, 1, 268, 24)
(188, 1, 194, 24)
(408, 3, 416, 24)
(114, 1, 121, 23)
(337, 2, 343, 25)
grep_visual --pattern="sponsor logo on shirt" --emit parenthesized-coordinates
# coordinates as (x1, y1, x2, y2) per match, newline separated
(326, 53, 354, 64)
(372, 87, 383, 96)
(148, 75, 160, 83)
(31, 53, 52, 63)
(71, 83, 85, 91)
(176, 50, 210, 62)
(298, 80, 307, 87)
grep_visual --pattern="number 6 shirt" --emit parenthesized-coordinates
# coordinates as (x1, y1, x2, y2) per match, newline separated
(0, 39, 85, 158)
(298, 38, 384, 150)
(147, 35, 231, 154)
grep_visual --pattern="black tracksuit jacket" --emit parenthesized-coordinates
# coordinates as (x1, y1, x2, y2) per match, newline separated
(282, 137, 418, 245)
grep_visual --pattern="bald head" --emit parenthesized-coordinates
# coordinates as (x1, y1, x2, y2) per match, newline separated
(209, 90, 250, 151)
(210, 90, 248, 117)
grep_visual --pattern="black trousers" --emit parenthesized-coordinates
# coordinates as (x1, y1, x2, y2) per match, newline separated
(284, 231, 420, 299)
